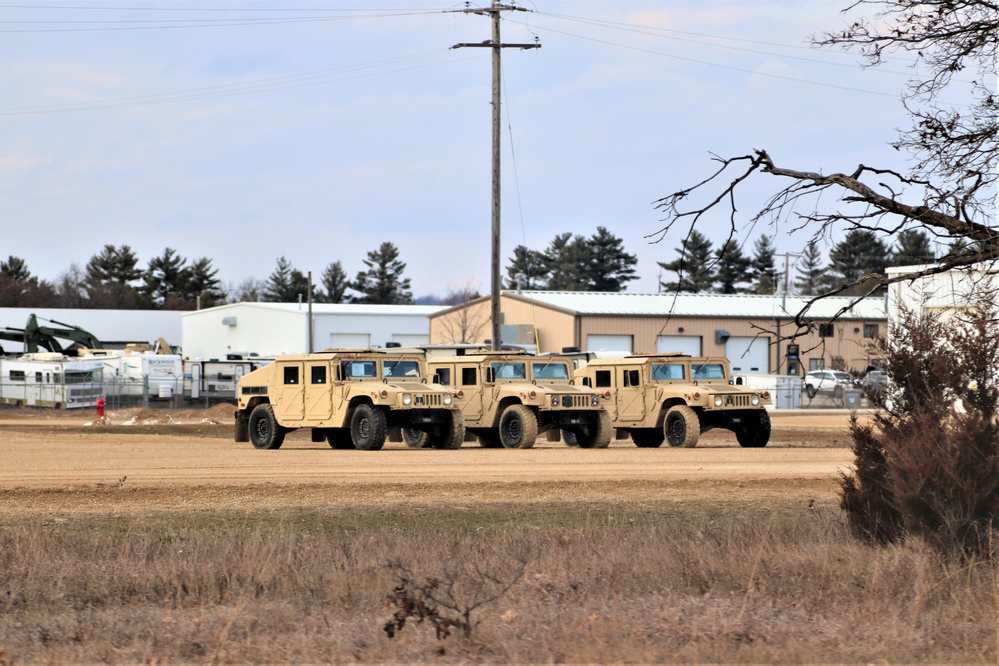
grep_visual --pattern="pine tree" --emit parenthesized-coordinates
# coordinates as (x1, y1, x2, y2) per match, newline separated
(828, 230, 889, 295)
(1, 256, 31, 283)
(264, 256, 307, 302)
(186, 257, 224, 307)
(351, 242, 413, 305)
(143, 247, 189, 307)
(750, 235, 778, 295)
(658, 230, 714, 293)
(891, 229, 936, 266)
(320, 261, 349, 303)
(794, 242, 828, 295)
(587, 226, 638, 292)
(85, 244, 143, 308)
(504, 245, 548, 290)
(714, 239, 752, 294)
(544, 233, 593, 291)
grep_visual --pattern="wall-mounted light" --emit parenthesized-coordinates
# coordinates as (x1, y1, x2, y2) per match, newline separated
(853, 327, 860, 334)
(222, 317, 237, 327)
(678, 327, 685, 333)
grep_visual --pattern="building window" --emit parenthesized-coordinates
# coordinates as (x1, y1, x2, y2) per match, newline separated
(9, 370, 24, 382)
(310, 366, 326, 385)
(818, 323, 834, 338)
(864, 324, 879, 338)
(283, 366, 299, 385)
(809, 358, 825, 371)
(35, 372, 42, 382)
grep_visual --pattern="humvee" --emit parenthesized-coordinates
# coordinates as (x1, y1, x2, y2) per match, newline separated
(234, 349, 463, 451)
(574, 353, 772, 448)
(425, 352, 611, 449)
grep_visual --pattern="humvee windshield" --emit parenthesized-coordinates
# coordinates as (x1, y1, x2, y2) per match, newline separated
(691, 362, 727, 380)
(340, 360, 378, 379)
(491, 362, 526, 380)
(651, 363, 685, 381)
(384, 360, 421, 378)
(532, 362, 569, 380)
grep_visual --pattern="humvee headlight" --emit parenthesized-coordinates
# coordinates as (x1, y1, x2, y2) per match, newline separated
(551, 395, 559, 406)
(751, 395, 760, 406)
(714, 396, 723, 407)
(402, 394, 412, 406)
(590, 395, 598, 407)
(444, 394, 453, 406)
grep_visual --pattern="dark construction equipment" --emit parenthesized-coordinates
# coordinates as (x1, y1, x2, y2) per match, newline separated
(0, 314, 102, 356)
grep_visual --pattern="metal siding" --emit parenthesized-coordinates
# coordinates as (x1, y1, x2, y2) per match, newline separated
(430, 299, 492, 344)
(500, 297, 575, 352)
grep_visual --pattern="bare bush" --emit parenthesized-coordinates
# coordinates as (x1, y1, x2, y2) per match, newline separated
(842, 286, 999, 558)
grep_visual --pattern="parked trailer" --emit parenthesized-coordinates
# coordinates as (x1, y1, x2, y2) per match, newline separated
(184, 357, 274, 404)
(0, 353, 104, 408)
(78, 350, 184, 403)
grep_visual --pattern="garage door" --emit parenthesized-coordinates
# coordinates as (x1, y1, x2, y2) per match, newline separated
(726, 336, 770, 374)
(656, 335, 702, 356)
(586, 334, 633, 352)
(329, 333, 371, 349)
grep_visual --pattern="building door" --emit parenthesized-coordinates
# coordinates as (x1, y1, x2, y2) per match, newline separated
(586, 334, 633, 352)
(656, 335, 702, 356)
(726, 337, 770, 374)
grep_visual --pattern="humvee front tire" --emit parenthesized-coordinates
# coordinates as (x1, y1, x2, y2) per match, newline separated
(403, 427, 430, 449)
(568, 411, 612, 449)
(429, 411, 464, 450)
(249, 404, 285, 450)
(350, 404, 387, 451)
(664, 405, 699, 448)
(498, 404, 538, 449)
(736, 410, 771, 448)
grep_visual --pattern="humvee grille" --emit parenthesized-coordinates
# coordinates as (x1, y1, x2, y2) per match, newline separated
(414, 394, 444, 407)
(560, 395, 589, 408)
(719, 394, 753, 408)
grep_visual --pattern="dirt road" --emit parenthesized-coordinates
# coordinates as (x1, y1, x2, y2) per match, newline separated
(0, 407, 862, 515)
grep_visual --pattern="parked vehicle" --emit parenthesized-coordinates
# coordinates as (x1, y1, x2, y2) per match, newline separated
(574, 353, 772, 448)
(234, 349, 463, 451)
(0, 352, 103, 409)
(803, 369, 856, 399)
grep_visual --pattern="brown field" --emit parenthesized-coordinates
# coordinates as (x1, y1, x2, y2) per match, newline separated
(1, 406, 995, 664)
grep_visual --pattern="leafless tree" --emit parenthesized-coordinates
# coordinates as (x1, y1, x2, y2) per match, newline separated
(650, 0, 998, 328)
(437, 282, 488, 344)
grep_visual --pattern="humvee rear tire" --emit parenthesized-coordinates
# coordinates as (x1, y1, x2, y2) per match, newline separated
(477, 431, 502, 448)
(350, 404, 387, 450)
(403, 427, 430, 449)
(327, 428, 355, 449)
(736, 410, 771, 448)
(631, 428, 664, 448)
(569, 411, 612, 449)
(664, 405, 699, 448)
(235, 413, 249, 443)
(249, 404, 284, 450)
(430, 411, 464, 450)
(499, 404, 538, 449)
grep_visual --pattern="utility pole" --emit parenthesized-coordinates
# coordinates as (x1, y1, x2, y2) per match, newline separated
(773, 252, 801, 373)
(453, 1, 539, 351)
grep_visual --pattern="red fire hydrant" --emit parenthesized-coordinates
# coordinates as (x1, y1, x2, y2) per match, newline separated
(96, 396, 105, 419)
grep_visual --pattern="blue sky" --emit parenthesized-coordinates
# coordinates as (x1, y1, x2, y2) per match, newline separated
(0, 1, 921, 298)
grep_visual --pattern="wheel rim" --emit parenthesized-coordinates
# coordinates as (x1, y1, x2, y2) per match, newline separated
(357, 417, 370, 443)
(667, 415, 684, 444)
(504, 417, 522, 445)
(255, 419, 270, 440)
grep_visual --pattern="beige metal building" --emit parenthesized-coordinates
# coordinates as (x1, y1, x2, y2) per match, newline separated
(429, 291, 888, 376)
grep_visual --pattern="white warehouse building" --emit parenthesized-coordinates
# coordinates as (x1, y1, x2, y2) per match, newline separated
(181, 302, 445, 361)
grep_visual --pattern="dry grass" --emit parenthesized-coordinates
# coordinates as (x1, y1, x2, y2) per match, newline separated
(1, 495, 996, 664)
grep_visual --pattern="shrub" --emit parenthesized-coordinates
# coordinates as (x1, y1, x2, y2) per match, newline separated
(841, 285, 999, 559)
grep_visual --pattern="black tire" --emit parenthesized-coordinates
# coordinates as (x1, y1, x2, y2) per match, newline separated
(234, 412, 249, 443)
(248, 404, 284, 450)
(498, 404, 538, 449)
(631, 428, 664, 448)
(805, 384, 817, 399)
(736, 410, 771, 448)
(429, 411, 465, 450)
(664, 405, 699, 448)
(327, 428, 355, 449)
(403, 427, 430, 449)
(350, 404, 387, 451)
(477, 431, 503, 448)
(569, 411, 612, 449)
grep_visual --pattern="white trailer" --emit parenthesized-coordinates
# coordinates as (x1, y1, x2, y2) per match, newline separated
(0, 353, 104, 409)
(79, 350, 184, 402)
(184, 356, 274, 404)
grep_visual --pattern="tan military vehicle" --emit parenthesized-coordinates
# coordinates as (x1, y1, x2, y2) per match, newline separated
(574, 353, 772, 448)
(234, 349, 463, 451)
(425, 352, 611, 449)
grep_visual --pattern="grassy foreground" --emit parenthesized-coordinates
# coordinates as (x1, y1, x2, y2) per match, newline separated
(1, 486, 996, 664)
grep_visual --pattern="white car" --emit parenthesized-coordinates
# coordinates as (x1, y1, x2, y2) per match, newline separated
(803, 370, 855, 399)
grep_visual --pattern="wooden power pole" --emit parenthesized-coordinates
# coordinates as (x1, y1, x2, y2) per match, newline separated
(453, 1, 539, 350)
